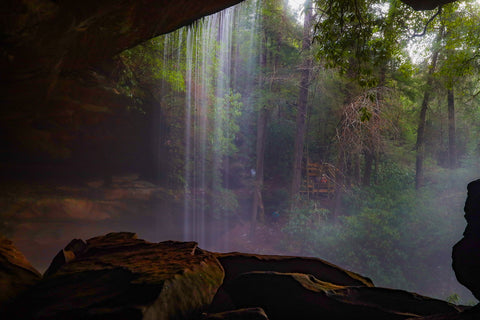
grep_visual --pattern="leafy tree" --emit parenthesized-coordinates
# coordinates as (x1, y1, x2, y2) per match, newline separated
(291, 0, 314, 200)
(251, 0, 302, 231)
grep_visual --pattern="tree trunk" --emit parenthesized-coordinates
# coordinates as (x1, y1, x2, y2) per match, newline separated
(353, 153, 360, 184)
(415, 93, 428, 190)
(415, 37, 440, 190)
(251, 106, 267, 235)
(363, 151, 373, 186)
(332, 151, 345, 221)
(363, 67, 385, 187)
(447, 87, 456, 168)
(291, 0, 313, 199)
(250, 28, 268, 235)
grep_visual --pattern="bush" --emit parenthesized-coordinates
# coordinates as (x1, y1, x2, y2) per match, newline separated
(280, 161, 476, 302)
(211, 187, 239, 219)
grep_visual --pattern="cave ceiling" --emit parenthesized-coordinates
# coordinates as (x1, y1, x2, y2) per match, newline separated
(0, 0, 457, 88)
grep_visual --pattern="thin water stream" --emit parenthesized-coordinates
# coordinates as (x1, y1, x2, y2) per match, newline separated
(158, 0, 260, 251)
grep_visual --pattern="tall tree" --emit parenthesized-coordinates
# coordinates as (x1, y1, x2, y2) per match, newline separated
(447, 87, 456, 168)
(251, 0, 299, 231)
(291, 0, 314, 199)
(251, 105, 267, 234)
(415, 37, 440, 189)
(436, 1, 480, 168)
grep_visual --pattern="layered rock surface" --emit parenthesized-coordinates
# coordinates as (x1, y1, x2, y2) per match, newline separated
(216, 252, 374, 286)
(0, 236, 41, 309)
(1, 175, 182, 271)
(214, 271, 462, 320)
(2, 232, 224, 320)
(1, 231, 478, 320)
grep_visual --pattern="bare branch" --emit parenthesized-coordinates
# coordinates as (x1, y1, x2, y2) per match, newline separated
(410, 6, 442, 38)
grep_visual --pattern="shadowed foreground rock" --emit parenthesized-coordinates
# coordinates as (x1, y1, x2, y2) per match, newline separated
(452, 179, 480, 302)
(405, 305, 480, 320)
(0, 236, 41, 310)
(209, 252, 374, 314)
(216, 252, 374, 286)
(2, 232, 224, 320)
(1, 230, 478, 320)
(219, 271, 462, 320)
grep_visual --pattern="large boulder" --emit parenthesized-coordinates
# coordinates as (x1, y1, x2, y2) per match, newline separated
(0, 236, 41, 310)
(3, 232, 224, 320)
(452, 179, 480, 301)
(221, 271, 462, 320)
(210, 252, 374, 313)
(216, 252, 374, 287)
(1, 231, 473, 320)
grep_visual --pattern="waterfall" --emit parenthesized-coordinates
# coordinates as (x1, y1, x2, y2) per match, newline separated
(177, 0, 260, 250)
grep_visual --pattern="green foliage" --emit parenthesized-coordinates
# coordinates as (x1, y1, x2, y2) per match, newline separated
(282, 200, 332, 252)
(313, 0, 403, 86)
(429, 2, 480, 92)
(119, 34, 187, 99)
(265, 118, 295, 181)
(281, 160, 477, 301)
(210, 187, 239, 219)
(212, 90, 243, 157)
(111, 0, 480, 303)
(359, 106, 372, 122)
(446, 293, 461, 305)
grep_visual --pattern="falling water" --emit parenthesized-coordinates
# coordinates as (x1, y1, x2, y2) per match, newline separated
(180, 0, 260, 250)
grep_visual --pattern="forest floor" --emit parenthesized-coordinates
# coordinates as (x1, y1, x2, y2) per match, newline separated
(216, 219, 291, 255)
(213, 182, 336, 256)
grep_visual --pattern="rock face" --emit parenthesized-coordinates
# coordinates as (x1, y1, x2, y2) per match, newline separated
(43, 238, 87, 278)
(216, 271, 462, 320)
(208, 253, 373, 313)
(2, 0, 246, 77)
(216, 252, 374, 287)
(0, 236, 42, 310)
(1, 175, 183, 271)
(3, 232, 224, 320)
(0, 0, 244, 180)
(2, 230, 479, 320)
(452, 179, 480, 301)
(401, 0, 457, 10)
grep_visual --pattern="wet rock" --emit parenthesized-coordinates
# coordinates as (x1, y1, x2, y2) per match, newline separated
(203, 307, 269, 320)
(222, 271, 462, 320)
(0, 236, 41, 310)
(215, 252, 374, 286)
(4, 232, 224, 320)
(452, 179, 480, 301)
